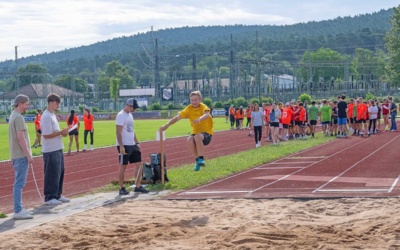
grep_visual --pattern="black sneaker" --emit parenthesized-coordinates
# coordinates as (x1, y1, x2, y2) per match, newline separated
(134, 186, 149, 193)
(119, 187, 130, 195)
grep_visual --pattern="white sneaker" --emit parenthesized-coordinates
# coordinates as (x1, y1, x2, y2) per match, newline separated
(90, 146, 93, 150)
(256, 142, 261, 148)
(58, 196, 70, 203)
(21, 208, 33, 215)
(45, 199, 62, 205)
(13, 210, 33, 220)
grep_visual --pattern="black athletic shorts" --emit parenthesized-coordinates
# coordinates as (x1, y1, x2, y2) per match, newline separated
(37, 129, 41, 134)
(270, 122, 279, 128)
(68, 129, 78, 136)
(191, 132, 212, 146)
(117, 145, 141, 165)
(295, 121, 303, 126)
(282, 124, 289, 129)
(310, 120, 317, 126)
(357, 119, 366, 124)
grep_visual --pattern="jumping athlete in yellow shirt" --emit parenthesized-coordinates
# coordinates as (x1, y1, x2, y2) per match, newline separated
(160, 91, 213, 171)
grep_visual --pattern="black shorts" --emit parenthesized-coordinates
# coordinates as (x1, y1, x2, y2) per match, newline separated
(357, 119, 366, 124)
(191, 133, 212, 146)
(229, 114, 235, 123)
(270, 122, 279, 128)
(117, 145, 141, 165)
(68, 129, 78, 136)
(282, 124, 289, 129)
(349, 118, 354, 124)
(295, 121, 303, 126)
(290, 120, 295, 127)
(37, 129, 41, 134)
(225, 111, 228, 117)
(331, 119, 338, 125)
(310, 120, 317, 126)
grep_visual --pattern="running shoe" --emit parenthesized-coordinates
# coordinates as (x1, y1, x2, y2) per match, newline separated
(119, 187, 130, 195)
(134, 186, 149, 193)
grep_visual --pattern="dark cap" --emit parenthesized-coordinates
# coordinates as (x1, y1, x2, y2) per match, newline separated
(126, 98, 139, 109)
(13, 94, 29, 107)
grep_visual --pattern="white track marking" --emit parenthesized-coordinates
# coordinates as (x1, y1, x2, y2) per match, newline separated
(288, 156, 326, 159)
(180, 190, 250, 195)
(257, 166, 305, 169)
(316, 189, 389, 192)
(250, 138, 370, 194)
(270, 161, 317, 164)
(313, 134, 400, 193)
(388, 175, 400, 193)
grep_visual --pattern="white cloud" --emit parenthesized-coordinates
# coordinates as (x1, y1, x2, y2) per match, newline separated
(0, 0, 398, 62)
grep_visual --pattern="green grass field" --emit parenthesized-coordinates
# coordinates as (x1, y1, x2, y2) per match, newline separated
(0, 116, 230, 161)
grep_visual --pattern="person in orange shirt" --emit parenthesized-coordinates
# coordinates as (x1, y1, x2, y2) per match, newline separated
(235, 106, 245, 129)
(245, 104, 253, 135)
(281, 102, 294, 141)
(33, 109, 42, 148)
(356, 97, 368, 136)
(229, 104, 235, 129)
(83, 108, 94, 151)
(347, 98, 354, 133)
(66, 109, 80, 154)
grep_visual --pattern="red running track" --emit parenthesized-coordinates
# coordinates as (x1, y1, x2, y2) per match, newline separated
(0, 128, 260, 213)
(167, 130, 400, 200)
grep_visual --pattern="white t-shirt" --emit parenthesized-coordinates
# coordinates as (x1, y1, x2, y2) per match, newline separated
(41, 110, 64, 153)
(368, 106, 379, 120)
(115, 109, 136, 146)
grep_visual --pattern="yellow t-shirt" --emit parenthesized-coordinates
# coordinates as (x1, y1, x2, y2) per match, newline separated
(179, 103, 213, 135)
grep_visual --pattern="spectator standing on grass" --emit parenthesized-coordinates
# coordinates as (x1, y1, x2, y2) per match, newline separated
(281, 102, 294, 141)
(160, 91, 213, 171)
(224, 103, 229, 123)
(389, 97, 397, 131)
(8, 94, 34, 220)
(116, 98, 149, 195)
(41, 93, 70, 205)
(382, 99, 390, 131)
(308, 101, 319, 138)
(251, 103, 263, 148)
(320, 100, 332, 136)
(33, 109, 42, 148)
(83, 108, 94, 151)
(66, 110, 80, 155)
(229, 104, 235, 129)
(337, 95, 348, 138)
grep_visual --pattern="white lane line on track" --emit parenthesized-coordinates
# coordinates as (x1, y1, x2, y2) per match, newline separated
(178, 137, 359, 196)
(250, 138, 370, 194)
(270, 161, 318, 164)
(313, 134, 400, 193)
(288, 156, 326, 159)
(316, 189, 389, 192)
(181, 191, 250, 195)
(257, 166, 305, 169)
(388, 175, 400, 193)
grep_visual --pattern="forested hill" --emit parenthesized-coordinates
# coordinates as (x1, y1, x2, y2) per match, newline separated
(0, 8, 393, 73)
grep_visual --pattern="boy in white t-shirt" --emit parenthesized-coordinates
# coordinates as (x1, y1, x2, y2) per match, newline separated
(116, 98, 149, 195)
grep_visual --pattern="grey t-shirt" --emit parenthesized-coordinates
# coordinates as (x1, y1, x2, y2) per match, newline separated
(251, 110, 263, 126)
(8, 111, 31, 160)
(41, 110, 64, 153)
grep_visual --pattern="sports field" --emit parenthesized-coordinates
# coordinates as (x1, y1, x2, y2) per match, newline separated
(0, 116, 228, 161)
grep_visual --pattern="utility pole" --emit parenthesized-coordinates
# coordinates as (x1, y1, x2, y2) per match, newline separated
(15, 46, 19, 93)
(230, 34, 234, 100)
(192, 53, 197, 90)
(154, 38, 160, 100)
(255, 31, 261, 102)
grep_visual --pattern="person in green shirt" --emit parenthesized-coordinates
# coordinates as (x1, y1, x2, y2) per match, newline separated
(319, 99, 332, 136)
(308, 101, 319, 138)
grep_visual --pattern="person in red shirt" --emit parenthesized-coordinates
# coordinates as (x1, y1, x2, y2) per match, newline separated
(295, 103, 307, 139)
(382, 98, 390, 131)
(264, 103, 271, 140)
(236, 106, 245, 129)
(33, 109, 42, 148)
(281, 102, 294, 141)
(83, 108, 95, 151)
(347, 99, 354, 133)
(356, 98, 368, 136)
(66, 109, 80, 154)
(245, 104, 254, 135)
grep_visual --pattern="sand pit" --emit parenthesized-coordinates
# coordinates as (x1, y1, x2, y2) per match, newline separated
(1, 197, 400, 249)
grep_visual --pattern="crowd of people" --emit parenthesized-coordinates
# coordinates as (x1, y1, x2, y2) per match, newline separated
(225, 95, 399, 148)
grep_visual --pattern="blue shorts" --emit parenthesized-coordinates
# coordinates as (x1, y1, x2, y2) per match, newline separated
(338, 117, 347, 125)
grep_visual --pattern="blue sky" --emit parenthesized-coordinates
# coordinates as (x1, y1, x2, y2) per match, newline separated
(0, 0, 398, 62)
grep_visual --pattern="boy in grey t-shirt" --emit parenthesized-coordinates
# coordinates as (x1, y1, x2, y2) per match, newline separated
(8, 94, 34, 220)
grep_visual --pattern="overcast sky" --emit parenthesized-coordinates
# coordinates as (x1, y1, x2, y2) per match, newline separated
(0, 0, 398, 62)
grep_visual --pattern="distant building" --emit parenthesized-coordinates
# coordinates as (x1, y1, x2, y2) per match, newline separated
(0, 83, 84, 112)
